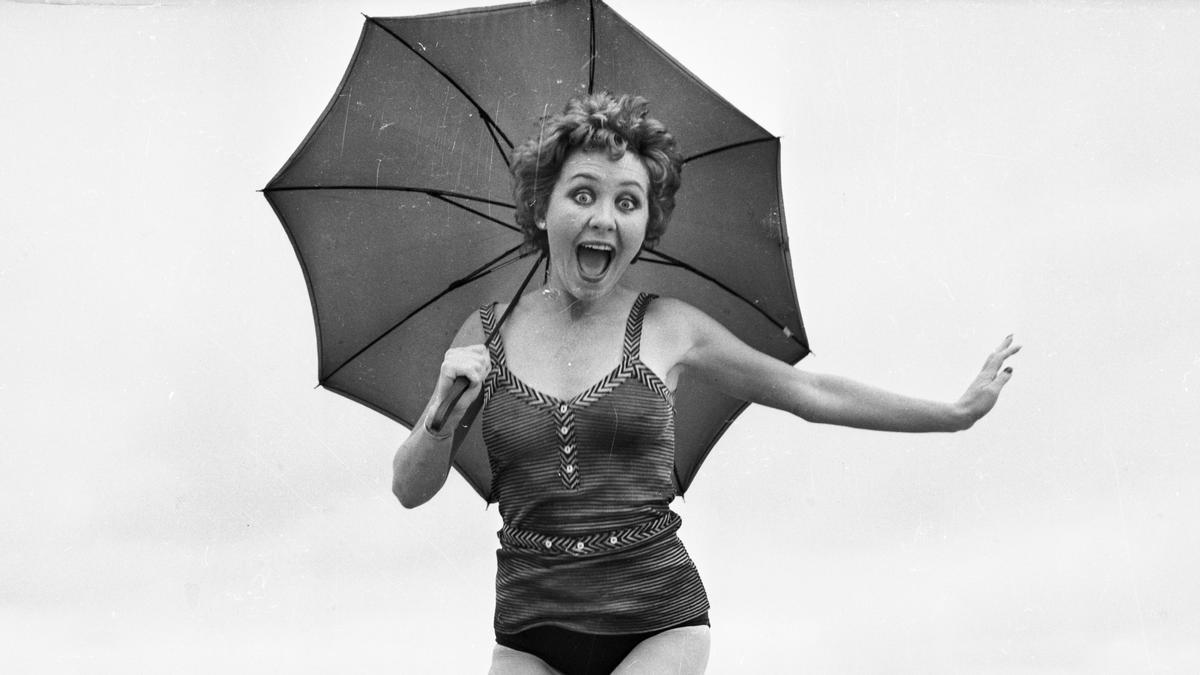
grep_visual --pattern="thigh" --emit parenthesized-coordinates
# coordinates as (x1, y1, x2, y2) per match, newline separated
(488, 644, 564, 675)
(612, 625, 711, 675)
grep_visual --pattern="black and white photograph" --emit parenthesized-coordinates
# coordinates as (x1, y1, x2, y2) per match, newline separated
(2, 0, 1197, 672)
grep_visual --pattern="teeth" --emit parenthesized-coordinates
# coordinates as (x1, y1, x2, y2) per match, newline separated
(576, 242, 614, 280)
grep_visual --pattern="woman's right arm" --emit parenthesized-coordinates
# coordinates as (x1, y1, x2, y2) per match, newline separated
(392, 314, 490, 508)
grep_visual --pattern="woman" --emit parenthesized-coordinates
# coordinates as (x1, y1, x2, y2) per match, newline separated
(393, 93, 1020, 675)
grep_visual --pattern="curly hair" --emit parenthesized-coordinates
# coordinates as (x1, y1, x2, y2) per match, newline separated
(510, 93, 683, 254)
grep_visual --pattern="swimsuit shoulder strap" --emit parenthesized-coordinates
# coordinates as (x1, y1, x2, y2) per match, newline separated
(622, 292, 657, 362)
(478, 302, 506, 367)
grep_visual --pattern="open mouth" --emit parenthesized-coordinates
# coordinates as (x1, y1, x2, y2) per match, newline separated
(576, 243, 614, 281)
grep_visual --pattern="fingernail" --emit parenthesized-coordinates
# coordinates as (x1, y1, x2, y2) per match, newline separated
(1006, 334, 1013, 340)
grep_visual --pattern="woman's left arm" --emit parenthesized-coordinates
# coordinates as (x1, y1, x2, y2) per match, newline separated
(671, 302, 1020, 432)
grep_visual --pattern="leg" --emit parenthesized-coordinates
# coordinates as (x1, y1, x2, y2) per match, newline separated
(612, 626, 710, 675)
(488, 643, 565, 675)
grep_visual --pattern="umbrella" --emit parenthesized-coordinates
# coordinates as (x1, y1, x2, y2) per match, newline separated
(263, 0, 809, 502)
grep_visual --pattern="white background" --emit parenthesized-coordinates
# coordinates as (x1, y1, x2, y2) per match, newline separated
(2, 0, 1198, 672)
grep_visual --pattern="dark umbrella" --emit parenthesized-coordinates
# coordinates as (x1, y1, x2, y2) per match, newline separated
(263, 0, 809, 502)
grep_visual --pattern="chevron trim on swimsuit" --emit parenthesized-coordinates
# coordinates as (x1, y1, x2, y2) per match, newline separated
(481, 294, 673, 408)
(480, 293, 674, 490)
(499, 511, 681, 557)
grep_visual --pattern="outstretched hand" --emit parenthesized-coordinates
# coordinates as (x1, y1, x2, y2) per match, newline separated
(956, 335, 1021, 428)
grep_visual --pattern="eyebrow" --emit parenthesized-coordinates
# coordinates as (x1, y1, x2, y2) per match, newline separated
(565, 171, 646, 191)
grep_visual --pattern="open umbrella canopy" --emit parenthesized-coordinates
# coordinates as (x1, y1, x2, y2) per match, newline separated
(263, 0, 809, 501)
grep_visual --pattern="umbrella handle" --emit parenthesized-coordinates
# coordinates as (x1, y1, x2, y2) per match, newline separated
(428, 375, 471, 433)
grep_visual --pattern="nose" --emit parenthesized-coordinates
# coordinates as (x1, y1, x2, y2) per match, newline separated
(587, 201, 617, 232)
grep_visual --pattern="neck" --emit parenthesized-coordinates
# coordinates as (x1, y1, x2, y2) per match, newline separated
(540, 281, 629, 322)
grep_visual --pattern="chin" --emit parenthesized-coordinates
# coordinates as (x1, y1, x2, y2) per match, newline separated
(566, 282, 613, 302)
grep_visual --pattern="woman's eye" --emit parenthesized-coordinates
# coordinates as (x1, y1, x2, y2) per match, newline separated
(618, 196, 639, 211)
(573, 190, 594, 205)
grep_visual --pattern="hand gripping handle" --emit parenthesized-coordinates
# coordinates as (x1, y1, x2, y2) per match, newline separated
(428, 375, 470, 433)
(425, 252, 546, 435)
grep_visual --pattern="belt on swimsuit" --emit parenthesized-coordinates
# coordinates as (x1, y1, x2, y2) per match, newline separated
(498, 511, 681, 558)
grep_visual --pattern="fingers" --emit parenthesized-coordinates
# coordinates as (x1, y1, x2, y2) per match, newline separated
(439, 344, 491, 386)
(984, 334, 1022, 374)
(427, 345, 491, 427)
(993, 365, 1014, 388)
(999, 334, 1022, 360)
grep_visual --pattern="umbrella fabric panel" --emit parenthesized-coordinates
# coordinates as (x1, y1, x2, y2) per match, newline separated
(377, 0, 592, 148)
(269, 21, 513, 206)
(267, 188, 522, 381)
(660, 140, 805, 347)
(316, 258, 534, 421)
(321, 299, 463, 426)
(590, 0, 770, 158)
(672, 384, 752, 493)
(374, 0, 770, 158)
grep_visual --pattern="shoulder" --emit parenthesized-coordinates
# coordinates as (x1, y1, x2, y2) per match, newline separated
(641, 294, 726, 351)
(638, 294, 746, 379)
(643, 295, 718, 331)
(449, 305, 489, 347)
(643, 293, 753, 363)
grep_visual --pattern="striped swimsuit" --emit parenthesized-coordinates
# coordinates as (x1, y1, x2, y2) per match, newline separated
(480, 293, 710, 639)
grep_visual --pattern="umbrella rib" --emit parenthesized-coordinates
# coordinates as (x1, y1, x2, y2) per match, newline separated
(682, 136, 776, 165)
(365, 16, 515, 158)
(456, 244, 533, 286)
(262, 185, 521, 234)
(431, 193, 522, 234)
(322, 244, 529, 385)
(639, 248, 809, 351)
(262, 184, 512, 209)
(483, 122, 513, 170)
